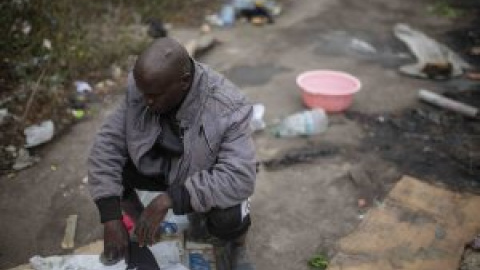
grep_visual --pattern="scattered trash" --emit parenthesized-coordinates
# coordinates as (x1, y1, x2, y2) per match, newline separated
(274, 109, 328, 138)
(220, 4, 236, 26)
(418, 89, 479, 118)
(30, 255, 127, 270)
(357, 198, 367, 208)
(185, 35, 219, 58)
(350, 38, 377, 54)
(237, 0, 279, 25)
(5, 145, 16, 155)
(0, 108, 8, 125)
(51, 164, 58, 171)
(308, 254, 329, 270)
(24, 120, 55, 148)
(394, 23, 471, 79)
(185, 242, 216, 270)
(262, 145, 338, 170)
(205, 14, 224, 27)
(206, 0, 281, 27)
(21, 21, 32, 35)
(232, 0, 255, 10)
(74, 81, 92, 93)
(111, 65, 123, 80)
(61, 214, 78, 249)
(82, 176, 88, 184)
(95, 79, 116, 90)
(148, 240, 184, 269)
(318, 31, 383, 59)
(12, 148, 39, 170)
(377, 116, 386, 123)
(72, 109, 86, 120)
(251, 103, 266, 132)
(358, 214, 365, 220)
(250, 16, 269, 26)
(43, 39, 52, 50)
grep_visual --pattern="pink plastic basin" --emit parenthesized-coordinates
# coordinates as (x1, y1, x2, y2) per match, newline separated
(297, 70, 361, 112)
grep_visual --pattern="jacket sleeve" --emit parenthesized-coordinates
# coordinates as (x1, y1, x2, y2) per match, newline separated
(184, 104, 256, 213)
(87, 97, 128, 222)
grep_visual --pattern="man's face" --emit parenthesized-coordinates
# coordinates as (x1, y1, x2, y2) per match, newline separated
(136, 73, 189, 114)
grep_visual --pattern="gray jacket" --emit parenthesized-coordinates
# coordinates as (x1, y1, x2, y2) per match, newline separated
(88, 62, 256, 214)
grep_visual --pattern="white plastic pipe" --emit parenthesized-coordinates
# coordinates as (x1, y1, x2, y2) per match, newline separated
(418, 89, 479, 118)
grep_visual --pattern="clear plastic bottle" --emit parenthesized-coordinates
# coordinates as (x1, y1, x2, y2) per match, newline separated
(274, 109, 328, 138)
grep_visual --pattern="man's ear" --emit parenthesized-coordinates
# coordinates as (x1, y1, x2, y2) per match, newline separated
(180, 73, 191, 90)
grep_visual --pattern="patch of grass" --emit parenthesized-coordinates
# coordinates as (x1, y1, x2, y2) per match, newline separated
(0, 0, 220, 95)
(428, 1, 463, 19)
(308, 254, 329, 270)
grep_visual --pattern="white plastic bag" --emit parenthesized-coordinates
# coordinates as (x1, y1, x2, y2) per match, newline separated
(24, 120, 54, 148)
(251, 103, 266, 132)
(394, 23, 470, 78)
(30, 255, 126, 270)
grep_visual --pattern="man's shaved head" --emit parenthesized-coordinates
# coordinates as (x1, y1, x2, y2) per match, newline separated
(133, 38, 193, 114)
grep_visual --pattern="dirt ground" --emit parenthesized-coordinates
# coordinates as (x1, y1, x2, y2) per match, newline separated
(1, 0, 479, 269)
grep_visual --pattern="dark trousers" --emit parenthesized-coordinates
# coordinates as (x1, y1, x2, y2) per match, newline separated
(121, 160, 251, 241)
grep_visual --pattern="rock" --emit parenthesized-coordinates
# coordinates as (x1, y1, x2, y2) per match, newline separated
(5, 145, 16, 154)
(12, 148, 39, 170)
(0, 109, 8, 125)
(95, 81, 106, 89)
(105, 79, 115, 87)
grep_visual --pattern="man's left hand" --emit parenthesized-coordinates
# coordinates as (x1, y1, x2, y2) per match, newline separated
(134, 193, 172, 247)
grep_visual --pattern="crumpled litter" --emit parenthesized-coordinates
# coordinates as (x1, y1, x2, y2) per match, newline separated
(251, 103, 266, 132)
(24, 120, 54, 148)
(30, 255, 126, 270)
(29, 244, 189, 270)
(394, 23, 471, 79)
(0, 109, 8, 125)
(74, 81, 92, 93)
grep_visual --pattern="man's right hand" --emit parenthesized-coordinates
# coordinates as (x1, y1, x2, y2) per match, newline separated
(101, 219, 129, 265)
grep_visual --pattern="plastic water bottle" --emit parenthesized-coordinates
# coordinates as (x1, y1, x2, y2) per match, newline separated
(220, 4, 235, 26)
(274, 109, 328, 138)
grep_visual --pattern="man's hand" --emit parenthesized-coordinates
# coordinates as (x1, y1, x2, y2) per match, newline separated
(102, 219, 129, 265)
(135, 193, 172, 247)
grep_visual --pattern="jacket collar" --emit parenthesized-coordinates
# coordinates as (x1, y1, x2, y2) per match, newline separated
(175, 61, 207, 128)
